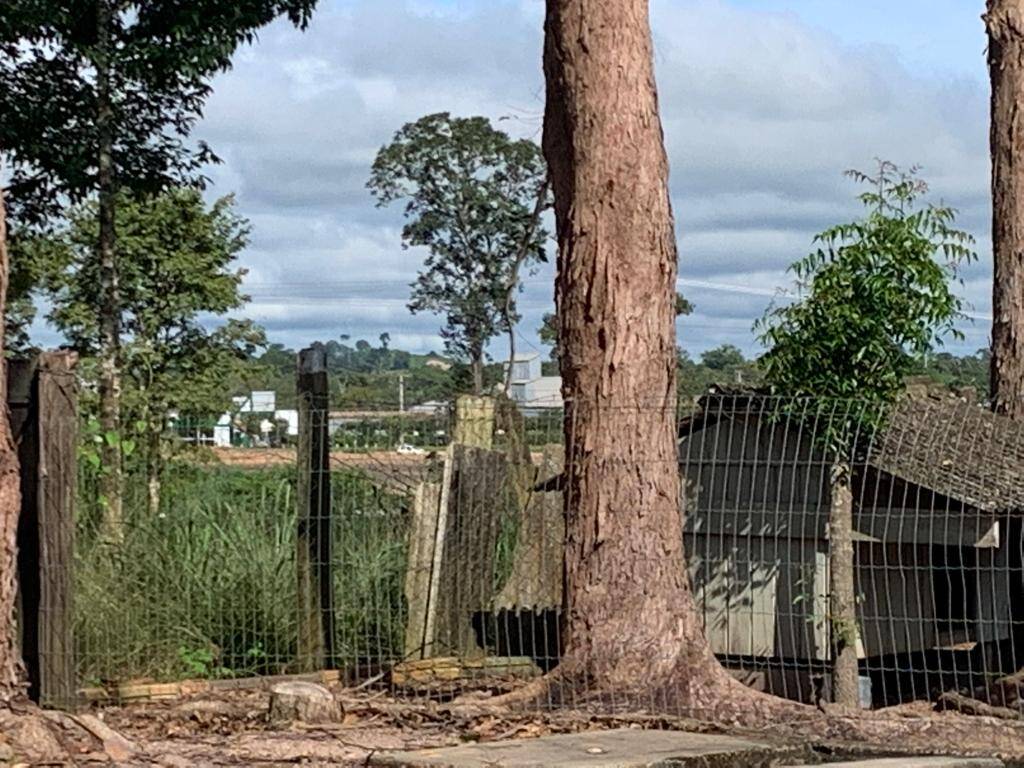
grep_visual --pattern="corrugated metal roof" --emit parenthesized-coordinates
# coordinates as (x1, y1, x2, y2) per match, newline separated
(870, 396, 1024, 513)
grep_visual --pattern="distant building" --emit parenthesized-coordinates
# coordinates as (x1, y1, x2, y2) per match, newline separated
(233, 390, 277, 413)
(274, 409, 299, 437)
(213, 413, 232, 447)
(506, 352, 563, 413)
(407, 400, 449, 415)
(424, 357, 452, 371)
(211, 400, 297, 447)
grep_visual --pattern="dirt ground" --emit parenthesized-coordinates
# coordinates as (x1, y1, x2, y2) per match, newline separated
(67, 687, 721, 767)
(11, 682, 1024, 767)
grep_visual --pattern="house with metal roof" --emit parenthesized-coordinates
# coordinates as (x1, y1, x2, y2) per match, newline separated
(679, 389, 1024, 706)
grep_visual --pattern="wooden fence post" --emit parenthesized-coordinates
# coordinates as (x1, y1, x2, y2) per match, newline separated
(11, 351, 78, 707)
(830, 462, 859, 708)
(453, 395, 495, 449)
(296, 345, 334, 671)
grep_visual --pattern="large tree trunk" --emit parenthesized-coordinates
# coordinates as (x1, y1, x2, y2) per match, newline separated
(988, 0, 1024, 419)
(541, 0, 782, 716)
(96, 0, 124, 541)
(0, 188, 25, 701)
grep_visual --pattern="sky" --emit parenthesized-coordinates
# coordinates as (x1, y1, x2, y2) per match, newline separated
(43, 0, 996, 359)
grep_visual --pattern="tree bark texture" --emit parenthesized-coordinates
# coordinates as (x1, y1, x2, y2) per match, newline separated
(542, 0, 776, 715)
(0, 188, 26, 701)
(988, 0, 1024, 419)
(96, 0, 124, 541)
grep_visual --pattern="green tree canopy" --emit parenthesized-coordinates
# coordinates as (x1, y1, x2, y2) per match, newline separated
(2, 0, 319, 527)
(0, 0, 318, 225)
(700, 344, 744, 371)
(367, 112, 549, 394)
(38, 189, 264, 420)
(757, 162, 976, 412)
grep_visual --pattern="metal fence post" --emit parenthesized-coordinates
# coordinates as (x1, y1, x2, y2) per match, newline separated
(296, 344, 334, 671)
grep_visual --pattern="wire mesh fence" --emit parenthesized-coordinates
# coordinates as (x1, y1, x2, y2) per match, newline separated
(46, 387, 1024, 719)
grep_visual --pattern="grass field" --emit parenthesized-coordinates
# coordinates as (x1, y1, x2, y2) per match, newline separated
(75, 459, 410, 685)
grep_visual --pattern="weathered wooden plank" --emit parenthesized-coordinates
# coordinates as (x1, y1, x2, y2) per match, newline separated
(11, 352, 78, 708)
(403, 481, 441, 658)
(421, 445, 454, 657)
(390, 655, 540, 687)
(432, 444, 508, 656)
(36, 352, 77, 708)
(494, 445, 564, 611)
(453, 396, 494, 449)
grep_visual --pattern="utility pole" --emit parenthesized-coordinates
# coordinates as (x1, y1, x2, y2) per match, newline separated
(398, 374, 405, 413)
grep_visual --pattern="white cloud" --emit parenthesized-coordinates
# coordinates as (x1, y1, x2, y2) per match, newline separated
(176, 0, 991, 358)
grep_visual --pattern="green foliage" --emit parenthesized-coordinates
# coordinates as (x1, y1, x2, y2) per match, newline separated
(677, 345, 763, 401)
(5, 232, 47, 355)
(912, 348, 990, 394)
(368, 113, 549, 383)
(0, 0, 318, 346)
(757, 162, 976, 413)
(0, 0, 318, 225)
(675, 292, 695, 318)
(76, 461, 410, 683)
(39, 189, 264, 425)
(538, 313, 558, 361)
(700, 344, 745, 371)
(243, 337, 459, 410)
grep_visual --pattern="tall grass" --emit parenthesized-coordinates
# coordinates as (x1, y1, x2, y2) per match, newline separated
(75, 460, 409, 685)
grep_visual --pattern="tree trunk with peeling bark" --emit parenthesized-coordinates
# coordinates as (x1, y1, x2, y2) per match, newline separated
(988, 0, 1024, 419)
(0, 188, 25, 701)
(541, 0, 779, 715)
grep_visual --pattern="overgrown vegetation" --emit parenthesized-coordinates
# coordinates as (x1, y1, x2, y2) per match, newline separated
(75, 459, 409, 684)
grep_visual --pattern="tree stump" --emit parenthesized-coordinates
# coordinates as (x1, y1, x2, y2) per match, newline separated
(267, 681, 342, 724)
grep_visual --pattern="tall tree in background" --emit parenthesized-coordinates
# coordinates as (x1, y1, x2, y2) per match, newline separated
(541, 0, 771, 712)
(987, 0, 1024, 419)
(368, 113, 548, 394)
(0, 0, 319, 538)
(0, 189, 23, 701)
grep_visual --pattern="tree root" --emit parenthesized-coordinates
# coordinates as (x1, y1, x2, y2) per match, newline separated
(936, 691, 1022, 721)
(0, 700, 138, 764)
(448, 660, 1024, 761)
(451, 655, 814, 727)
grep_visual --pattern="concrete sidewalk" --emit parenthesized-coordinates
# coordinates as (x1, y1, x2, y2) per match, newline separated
(368, 728, 1005, 768)
(370, 728, 806, 767)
